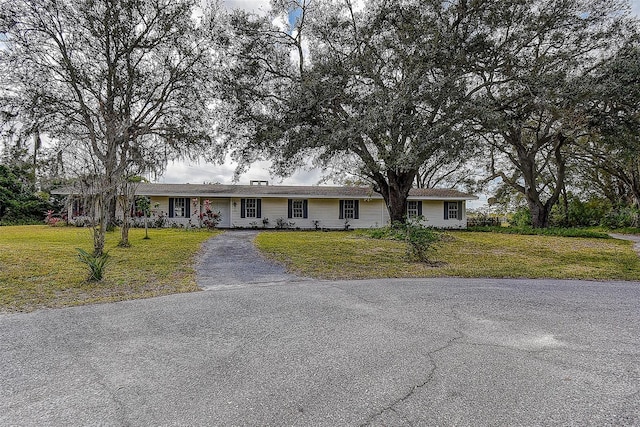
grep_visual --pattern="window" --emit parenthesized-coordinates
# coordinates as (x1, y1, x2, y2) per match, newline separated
(292, 200, 304, 218)
(173, 198, 186, 217)
(240, 198, 261, 218)
(169, 197, 190, 218)
(444, 201, 463, 220)
(407, 201, 422, 219)
(245, 198, 257, 217)
(339, 200, 359, 219)
(288, 199, 308, 219)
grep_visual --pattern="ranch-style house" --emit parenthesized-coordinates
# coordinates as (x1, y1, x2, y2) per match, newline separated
(60, 182, 478, 229)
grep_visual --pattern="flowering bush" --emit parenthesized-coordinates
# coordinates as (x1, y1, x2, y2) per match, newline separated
(198, 199, 221, 230)
(44, 210, 64, 226)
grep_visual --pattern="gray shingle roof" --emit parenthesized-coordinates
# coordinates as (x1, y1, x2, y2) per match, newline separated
(52, 182, 477, 200)
(135, 183, 477, 200)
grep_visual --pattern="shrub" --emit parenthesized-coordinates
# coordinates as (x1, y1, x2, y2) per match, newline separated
(404, 224, 440, 263)
(199, 199, 221, 230)
(76, 248, 110, 281)
(510, 207, 531, 227)
(601, 206, 640, 229)
(550, 196, 612, 227)
(364, 220, 441, 263)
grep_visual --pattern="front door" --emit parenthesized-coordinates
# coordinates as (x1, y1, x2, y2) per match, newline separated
(207, 198, 231, 228)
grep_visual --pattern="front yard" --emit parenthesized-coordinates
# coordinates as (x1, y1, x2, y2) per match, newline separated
(256, 231, 640, 281)
(0, 226, 216, 313)
(1, 226, 639, 313)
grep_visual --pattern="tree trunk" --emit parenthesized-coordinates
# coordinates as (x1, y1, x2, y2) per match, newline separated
(374, 170, 416, 225)
(514, 135, 566, 229)
(120, 221, 130, 247)
(92, 194, 107, 256)
(119, 186, 135, 247)
(107, 196, 117, 231)
(528, 200, 551, 228)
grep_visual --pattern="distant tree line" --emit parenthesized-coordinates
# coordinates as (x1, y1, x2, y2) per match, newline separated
(0, 0, 639, 248)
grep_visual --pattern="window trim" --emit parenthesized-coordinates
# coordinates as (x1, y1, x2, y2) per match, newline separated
(444, 201, 463, 220)
(288, 199, 308, 219)
(240, 198, 262, 218)
(169, 197, 191, 218)
(406, 200, 423, 219)
(339, 199, 360, 220)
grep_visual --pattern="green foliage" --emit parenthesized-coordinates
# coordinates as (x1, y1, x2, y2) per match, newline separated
(137, 196, 151, 216)
(467, 226, 610, 239)
(601, 206, 640, 229)
(510, 207, 532, 228)
(364, 220, 441, 263)
(76, 248, 110, 281)
(550, 197, 612, 228)
(0, 164, 53, 225)
(545, 194, 640, 229)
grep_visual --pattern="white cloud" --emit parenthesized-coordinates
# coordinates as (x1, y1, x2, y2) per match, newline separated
(160, 0, 334, 186)
(159, 158, 327, 186)
(222, 0, 271, 14)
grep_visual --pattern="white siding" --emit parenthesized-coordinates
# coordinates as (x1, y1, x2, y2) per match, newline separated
(147, 196, 468, 229)
(150, 196, 232, 228)
(229, 197, 388, 229)
(419, 200, 467, 229)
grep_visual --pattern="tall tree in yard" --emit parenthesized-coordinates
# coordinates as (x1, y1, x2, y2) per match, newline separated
(474, 0, 633, 228)
(225, 0, 490, 223)
(0, 0, 220, 254)
(579, 41, 640, 209)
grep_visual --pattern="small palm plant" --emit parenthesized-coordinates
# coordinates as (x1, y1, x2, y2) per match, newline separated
(76, 248, 111, 281)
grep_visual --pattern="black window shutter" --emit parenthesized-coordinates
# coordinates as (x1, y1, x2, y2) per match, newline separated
(418, 201, 423, 216)
(303, 200, 308, 218)
(339, 200, 344, 219)
(240, 199, 246, 218)
(256, 199, 262, 218)
(169, 198, 174, 218)
(185, 198, 191, 217)
(287, 199, 293, 219)
(457, 201, 463, 220)
(444, 202, 449, 220)
(354, 200, 359, 219)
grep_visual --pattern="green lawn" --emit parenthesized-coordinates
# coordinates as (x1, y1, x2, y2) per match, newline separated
(2, 226, 638, 313)
(0, 226, 218, 313)
(255, 231, 640, 281)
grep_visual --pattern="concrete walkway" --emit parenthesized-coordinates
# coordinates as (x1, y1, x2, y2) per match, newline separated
(195, 230, 302, 289)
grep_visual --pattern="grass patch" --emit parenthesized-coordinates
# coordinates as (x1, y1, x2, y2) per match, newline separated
(0, 226, 218, 313)
(467, 226, 611, 239)
(604, 227, 640, 235)
(255, 231, 640, 281)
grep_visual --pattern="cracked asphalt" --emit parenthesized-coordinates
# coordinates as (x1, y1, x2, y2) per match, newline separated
(1, 232, 639, 426)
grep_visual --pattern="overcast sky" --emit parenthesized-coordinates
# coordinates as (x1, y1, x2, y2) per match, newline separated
(158, 0, 640, 187)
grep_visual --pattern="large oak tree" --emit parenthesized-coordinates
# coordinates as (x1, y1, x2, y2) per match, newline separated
(1, 0, 221, 254)
(225, 0, 490, 223)
(473, 0, 633, 227)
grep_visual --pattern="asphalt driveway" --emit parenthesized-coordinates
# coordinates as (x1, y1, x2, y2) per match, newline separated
(196, 230, 300, 289)
(1, 232, 639, 426)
